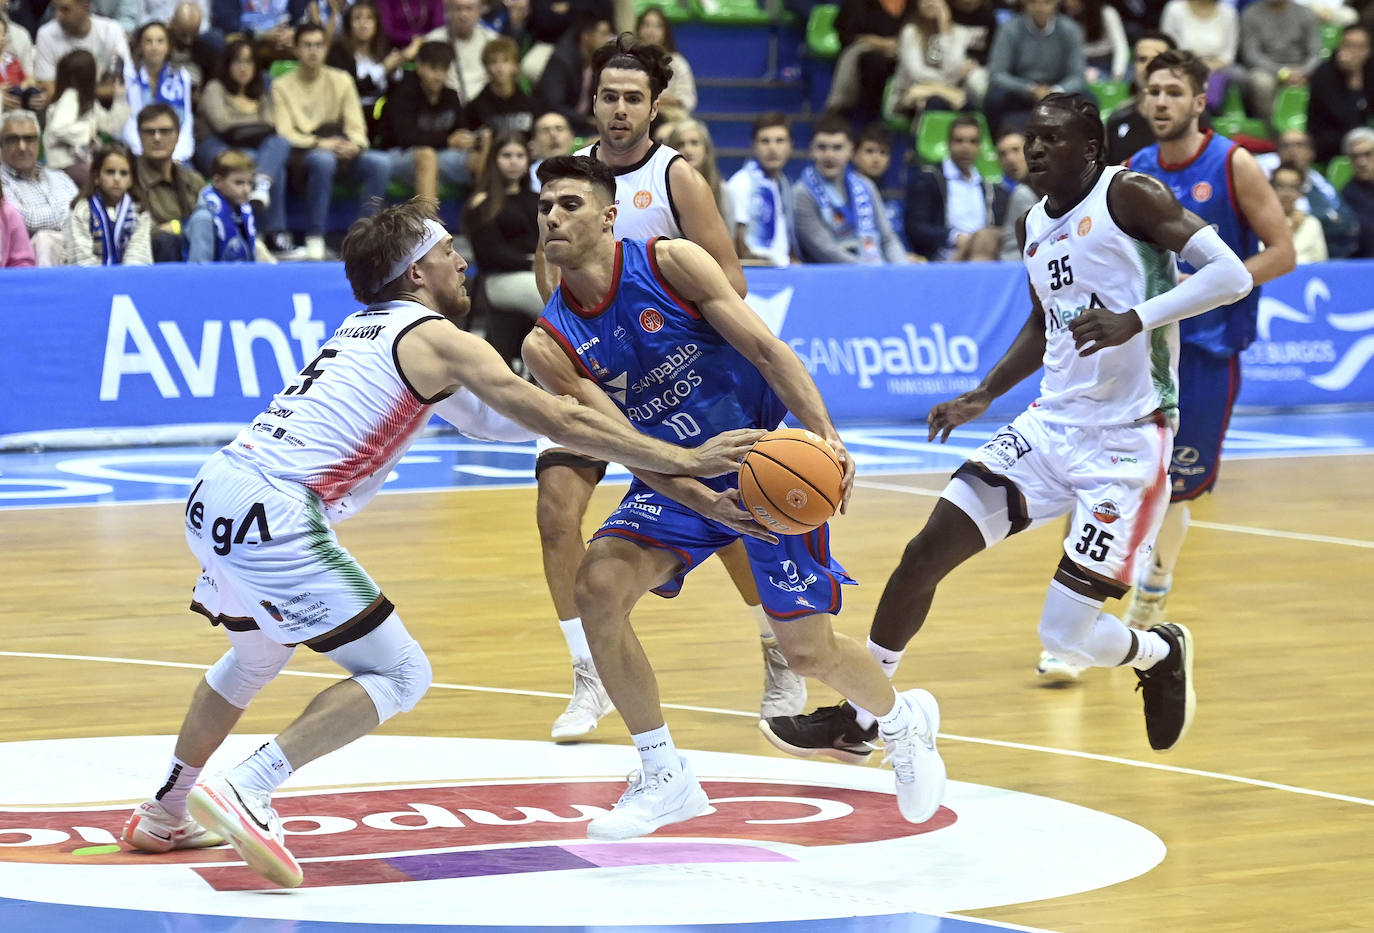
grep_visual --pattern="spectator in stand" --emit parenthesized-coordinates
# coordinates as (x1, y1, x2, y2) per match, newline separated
(1108, 0, 1168, 45)
(1256, 129, 1359, 257)
(376, 0, 445, 47)
(329, 0, 421, 141)
(665, 118, 733, 227)
(468, 35, 536, 135)
(997, 170, 1037, 260)
(93, 0, 139, 32)
(635, 7, 694, 112)
(993, 126, 1026, 194)
(484, 0, 534, 54)
(274, 22, 391, 261)
(33, 0, 132, 101)
(44, 49, 130, 188)
(63, 143, 153, 264)
(726, 110, 797, 266)
(903, 112, 1006, 261)
(2, 13, 45, 112)
(1063, 0, 1128, 82)
(1105, 30, 1176, 164)
(1342, 126, 1374, 257)
(425, 0, 498, 105)
(522, 0, 614, 85)
(527, 107, 572, 185)
(949, 0, 996, 84)
(1240, 0, 1321, 121)
(852, 122, 911, 253)
(1160, 0, 1238, 112)
(464, 130, 540, 366)
(166, 2, 221, 92)
(892, 0, 978, 122)
(196, 38, 292, 255)
(795, 112, 909, 264)
(533, 11, 612, 137)
(0, 183, 34, 266)
(382, 39, 480, 201)
(1269, 162, 1328, 263)
(123, 22, 196, 164)
(827, 0, 908, 128)
(186, 148, 275, 261)
(984, 0, 1086, 134)
(238, 0, 308, 72)
(1, 109, 78, 264)
(133, 101, 204, 261)
(1308, 25, 1374, 163)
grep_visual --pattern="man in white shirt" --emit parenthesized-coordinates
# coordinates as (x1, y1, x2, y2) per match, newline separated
(903, 114, 1005, 261)
(726, 111, 798, 267)
(33, 0, 132, 98)
(425, 0, 498, 105)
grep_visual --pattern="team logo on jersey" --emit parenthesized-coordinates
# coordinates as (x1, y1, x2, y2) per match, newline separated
(1027, 241, 1039, 257)
(770, 559, 818, 594)
(1077, 217, 1092, 237)
(1191, 181, 1213, 203)
(1053, 232, 1070, 244)
(633, 190, 653, 209)
(1091, 500, 1120, 524)
(259, 600, 284, 623)
(639, 308, 665, 333)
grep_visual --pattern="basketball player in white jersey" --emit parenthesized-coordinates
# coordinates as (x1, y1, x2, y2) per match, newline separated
(119, 199, 762, 888)
(762, 94, 1253, 761)
(531, 35, 806, 741)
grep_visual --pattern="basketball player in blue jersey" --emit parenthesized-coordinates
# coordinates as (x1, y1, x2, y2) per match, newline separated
(524, 154, 946, 840)
(529, 36, 807, 742)
(763, 94, 1253, 762)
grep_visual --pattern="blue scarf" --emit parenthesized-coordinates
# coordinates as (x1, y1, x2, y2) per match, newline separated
(134, 63, 188, 125)
(88, 193, 139, 266)
(744, 159, 778, 245)
(800, 163, 882, 263)
(196, 185, 257, 262)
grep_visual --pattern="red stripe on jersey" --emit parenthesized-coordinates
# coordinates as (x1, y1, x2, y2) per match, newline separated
(535, 319, 596, 379)
(304, 396, 430, 505)
(647, 238, 703, 320)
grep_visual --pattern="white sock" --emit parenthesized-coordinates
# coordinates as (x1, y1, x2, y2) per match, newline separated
(874, 688, 914, 737)
(631, 724, 679, 774)
(559, 617, 591, 662)
(1126, 628, 1172, 671)
(748, 604, 775, 639)
(852, 639, 904, 729)
(153, 756, 202, 818)
(228, 739, 295, 798)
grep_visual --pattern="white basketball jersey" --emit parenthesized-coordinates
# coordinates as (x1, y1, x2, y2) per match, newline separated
(1022, 165, 1180, 426)
(576, 140, 684, 240)
(228, 301, 445, 519)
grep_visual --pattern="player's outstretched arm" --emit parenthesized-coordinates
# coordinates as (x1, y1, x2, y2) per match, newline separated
(668, 158, 749, 298)
(402, 319, 761, 476)
(653, 237, 857, 512)
(1067, 172, 1252, 357)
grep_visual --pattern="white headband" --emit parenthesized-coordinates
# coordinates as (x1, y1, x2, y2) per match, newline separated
(381, 219, 448, 291)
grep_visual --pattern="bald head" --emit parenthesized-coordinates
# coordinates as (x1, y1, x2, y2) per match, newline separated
(170, 2, 201, 41)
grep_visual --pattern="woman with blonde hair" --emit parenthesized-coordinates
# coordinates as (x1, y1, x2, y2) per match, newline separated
(892, 0, 976, 120)
(665, 118, 733, 229)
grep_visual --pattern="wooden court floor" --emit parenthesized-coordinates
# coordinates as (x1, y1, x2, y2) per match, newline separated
(2, 454, 1372, 932)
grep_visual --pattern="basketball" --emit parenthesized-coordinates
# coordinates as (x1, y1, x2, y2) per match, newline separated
(738, 428, 845, 535)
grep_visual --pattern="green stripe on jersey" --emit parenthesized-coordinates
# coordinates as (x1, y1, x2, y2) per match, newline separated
(305, 497, 380, 605)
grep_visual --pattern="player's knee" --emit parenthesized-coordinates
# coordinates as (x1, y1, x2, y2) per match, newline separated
(205, 647, 283, 709)
(573, 557, 629, 624)
(354, 638, 432, 722)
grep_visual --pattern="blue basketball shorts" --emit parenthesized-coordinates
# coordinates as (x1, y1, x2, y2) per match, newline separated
(1171, 345, 1241, 501)
(590, 478, 855, 621)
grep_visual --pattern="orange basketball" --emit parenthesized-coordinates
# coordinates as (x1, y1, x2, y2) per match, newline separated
(738, 428, 844, 535)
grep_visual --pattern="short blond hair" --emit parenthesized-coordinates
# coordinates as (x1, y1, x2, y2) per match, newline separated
(340, 198, 442, 302)
(212, 149, 257, 177)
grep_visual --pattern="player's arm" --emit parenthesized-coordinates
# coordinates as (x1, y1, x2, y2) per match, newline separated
(654, 237, 855, 512)
(929, 210, 1046, 443)
(1067, 171, 1252, 357)
(521, 326, 777, 540)
(399, 319, 762, 476)
(1230, 147, 1296, 287)
(667, 157, 749, 298)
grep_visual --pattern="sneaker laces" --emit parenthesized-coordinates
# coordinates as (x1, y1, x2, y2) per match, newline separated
(567, 662, 608, 715)
(880, 713, 932, 784)
(612, 767, 667, 809)
(761, 643, 795, 702)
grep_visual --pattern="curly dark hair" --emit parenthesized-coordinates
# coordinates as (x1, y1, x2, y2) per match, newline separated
(591, 33, 673, 102)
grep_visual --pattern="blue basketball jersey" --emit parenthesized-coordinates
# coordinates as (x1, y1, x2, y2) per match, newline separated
(537, 238, 788, 455)
(1129, 131, 1260, 357)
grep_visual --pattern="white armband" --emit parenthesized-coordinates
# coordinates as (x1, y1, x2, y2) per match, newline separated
(1133, 225, 1253, 332)
(432, 388, 540, 442)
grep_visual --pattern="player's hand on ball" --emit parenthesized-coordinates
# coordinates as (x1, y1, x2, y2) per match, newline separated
(823, 435, 855, 513)
(706, 489, 780, 543)
(928, 389, 991, 443)
(1069, 307, 1143, 356)
(689, 428, 768, 477)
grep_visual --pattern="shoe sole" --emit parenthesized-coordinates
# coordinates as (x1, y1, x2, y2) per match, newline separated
(1154, 623, 1196, 753)
(756, 718, 875, 764)
(892, 688, 946, 825)
(585, 785, 712, 841)
(1036, 662, 1083, 684)
(551, 703, 615, 742)
(121, 814, 174, 853)
(187, 784, 303, 888)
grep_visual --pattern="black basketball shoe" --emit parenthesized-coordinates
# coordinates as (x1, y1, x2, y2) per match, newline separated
(1135, 623, 1196, 752)
(759, 701, 879, 764)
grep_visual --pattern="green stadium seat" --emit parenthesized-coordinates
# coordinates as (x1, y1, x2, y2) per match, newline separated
(881, 76, 910, 133)
(1212, 113, 1271, 141)
(690, 0, 779, 25)
(268, 59, 298, 80)
(1326, 155, 1354, 191)
(1222, 82, 1246, 118)
(635, 0, 692, 23)
(915, 110, 997, 168)
(1272, 85, 1309, 134)
(1321, 21, 1344, 58)
(1089, 78, 1131, 116)
(805, 4, 840, 59)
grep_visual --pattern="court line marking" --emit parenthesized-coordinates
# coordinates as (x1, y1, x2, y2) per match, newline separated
(2, 649, 1369, 810)
(854, 479, 1374, 550)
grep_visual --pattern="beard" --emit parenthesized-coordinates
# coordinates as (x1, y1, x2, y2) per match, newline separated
(1155, 113, 1195, 142)
(435, 286, 471, 325)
